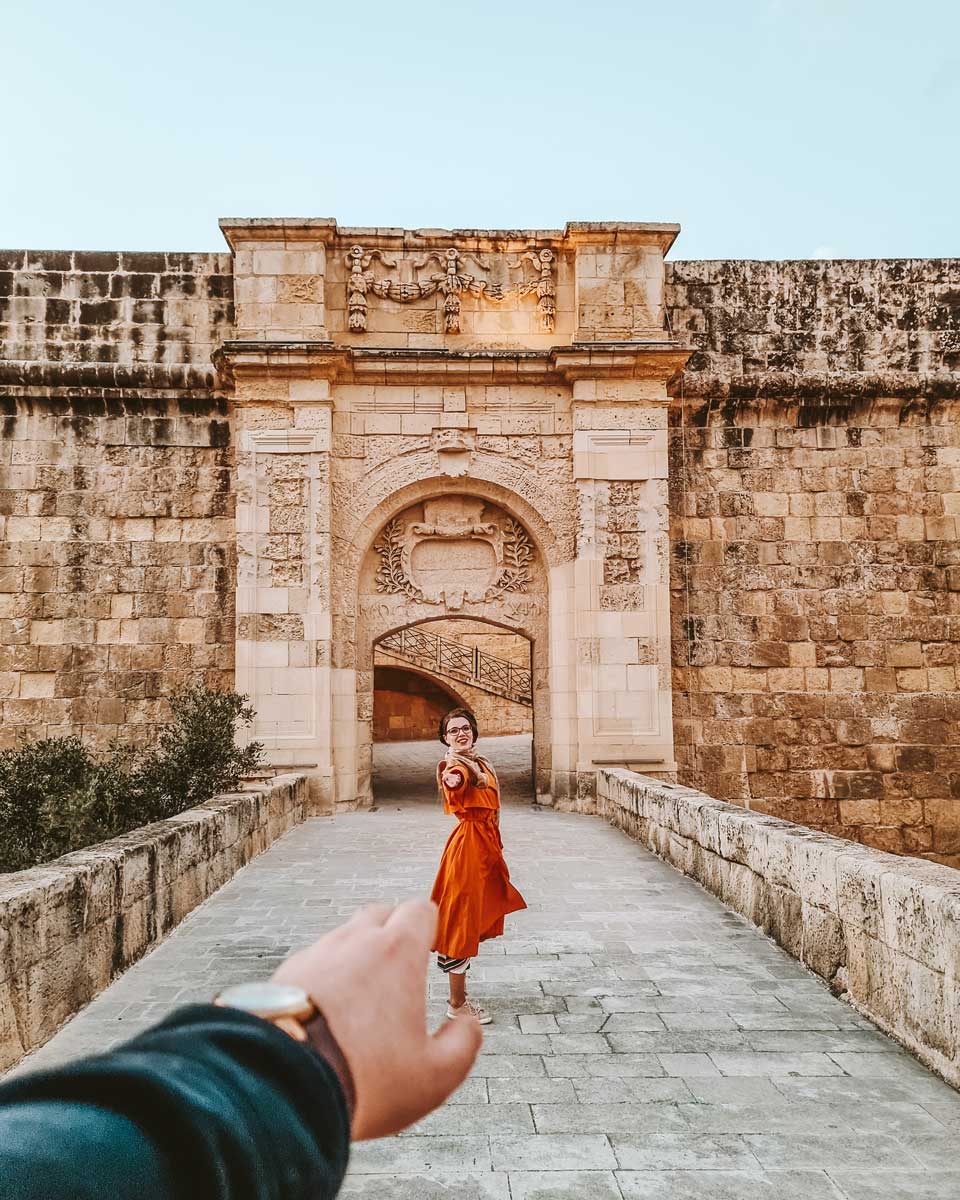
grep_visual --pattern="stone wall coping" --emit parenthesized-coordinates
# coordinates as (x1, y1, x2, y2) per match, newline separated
(672, 368, 960, 401)
(599, 768, 960, 1089)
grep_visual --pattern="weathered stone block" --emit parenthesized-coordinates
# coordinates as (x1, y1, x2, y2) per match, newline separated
(799, 902, 845, 984)
(878, 861, 960, 975)
(835, 846, 887, 938)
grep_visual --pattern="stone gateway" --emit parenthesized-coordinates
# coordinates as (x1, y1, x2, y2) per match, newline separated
(1, 221, 958, 864)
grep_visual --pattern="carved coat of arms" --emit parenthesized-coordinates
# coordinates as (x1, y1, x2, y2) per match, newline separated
(374, 499, 534, 610)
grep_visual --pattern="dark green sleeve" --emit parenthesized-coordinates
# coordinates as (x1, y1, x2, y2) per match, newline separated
(0, 1004, 350, 1200)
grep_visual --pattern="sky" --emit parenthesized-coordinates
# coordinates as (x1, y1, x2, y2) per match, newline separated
(2, 0, 958, 261)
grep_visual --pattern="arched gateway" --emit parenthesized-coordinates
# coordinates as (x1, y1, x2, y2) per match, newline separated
(219, 219, 690, 812)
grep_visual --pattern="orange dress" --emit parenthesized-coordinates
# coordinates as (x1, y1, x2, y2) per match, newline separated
(430, 757, 527, 960)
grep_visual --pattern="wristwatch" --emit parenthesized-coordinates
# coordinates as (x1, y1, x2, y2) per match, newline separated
(214, 981, 357, 1116)
(214, 981, 316, 1041)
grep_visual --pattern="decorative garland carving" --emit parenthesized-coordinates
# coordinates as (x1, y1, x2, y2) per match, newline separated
(484, 517, 535, 601)
(345, 245, 556, 334)
(346, 245, 395, 332)
(508, 248, 556, 333)
(374, 517, 424, 603)
(373, 504, 535, 608)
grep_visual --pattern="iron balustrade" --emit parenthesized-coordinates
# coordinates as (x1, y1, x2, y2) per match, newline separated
(378, 628, 533, 706)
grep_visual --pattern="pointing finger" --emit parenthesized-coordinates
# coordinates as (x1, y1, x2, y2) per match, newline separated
(383, 898, 438, 950)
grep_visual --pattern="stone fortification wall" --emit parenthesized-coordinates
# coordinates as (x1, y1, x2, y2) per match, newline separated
(0, 249, 232, 384)
(665, 258, 959, 402)
(598, 768, 960, 1091)
(667, 259, 960, 866)
(0, 775, 306, 1071)
(1, 245, 959, 854)
(0, 395, 236, 750)
(0, 247, 237, 748)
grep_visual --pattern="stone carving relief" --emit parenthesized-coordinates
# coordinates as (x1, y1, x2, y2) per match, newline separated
(431, 427, 476, 476)
(508, 248, 556, 332)
(373, 497, 534, 610)
(345, 246, 394, 332)
(278, 275, 322, 303)
(344, 243, 556, 334)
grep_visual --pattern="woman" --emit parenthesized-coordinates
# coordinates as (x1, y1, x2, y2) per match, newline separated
(430, 708, 527, 1024)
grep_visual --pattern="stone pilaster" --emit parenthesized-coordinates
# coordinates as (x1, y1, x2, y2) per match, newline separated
(566, 221, 677, 342)
(220, 218, 335, 341)
(571, 385, 675, 799)
(220, 346, 345, 814)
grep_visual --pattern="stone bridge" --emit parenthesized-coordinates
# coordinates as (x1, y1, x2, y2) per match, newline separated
(6, 737, 958, 1199)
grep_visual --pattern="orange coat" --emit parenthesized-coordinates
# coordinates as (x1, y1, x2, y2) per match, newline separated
(430, 757, 526, 959)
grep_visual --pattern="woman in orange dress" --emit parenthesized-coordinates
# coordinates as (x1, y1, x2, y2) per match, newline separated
(430, 707, 526, 1024)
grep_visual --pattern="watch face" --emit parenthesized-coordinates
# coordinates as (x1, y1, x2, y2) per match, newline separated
(215, 982, 313, 1020)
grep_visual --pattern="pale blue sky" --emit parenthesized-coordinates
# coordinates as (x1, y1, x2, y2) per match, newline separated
(3, 0, 957, 260)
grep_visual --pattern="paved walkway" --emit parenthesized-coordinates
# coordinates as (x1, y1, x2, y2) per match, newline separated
(10, 736, 960, 1199)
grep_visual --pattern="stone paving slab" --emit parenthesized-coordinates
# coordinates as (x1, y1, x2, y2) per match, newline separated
(6, 735, 960, 1198)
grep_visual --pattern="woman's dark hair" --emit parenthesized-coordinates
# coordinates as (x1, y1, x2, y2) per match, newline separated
(438, 707, 479, 745)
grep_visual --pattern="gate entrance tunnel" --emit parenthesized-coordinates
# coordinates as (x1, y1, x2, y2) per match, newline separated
(371, 618, 534, 805)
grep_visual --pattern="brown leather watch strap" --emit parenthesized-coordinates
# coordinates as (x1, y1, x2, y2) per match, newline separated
(303, 1010, 357, 1120)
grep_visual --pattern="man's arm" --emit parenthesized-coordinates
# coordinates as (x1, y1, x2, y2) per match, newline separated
(0, 900, 482, 1199)
(0, 1004, 349, 1200)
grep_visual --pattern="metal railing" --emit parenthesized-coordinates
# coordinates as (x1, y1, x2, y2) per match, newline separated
(378, 627, 533, 707)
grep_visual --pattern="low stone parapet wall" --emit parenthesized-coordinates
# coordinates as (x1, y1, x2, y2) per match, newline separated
(598, 769, 960, 1089)
(0, 775, 306, 1071)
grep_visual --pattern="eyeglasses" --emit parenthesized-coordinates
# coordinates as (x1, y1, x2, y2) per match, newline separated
(446, 724, 472, 735)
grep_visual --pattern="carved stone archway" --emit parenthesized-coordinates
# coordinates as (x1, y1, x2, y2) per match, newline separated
(354, 494, 551, 807)
(218, 218, 689, 815)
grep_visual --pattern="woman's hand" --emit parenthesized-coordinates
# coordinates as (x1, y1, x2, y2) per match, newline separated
(272, 900, 482, 1141)
(441, 769, 465, 790)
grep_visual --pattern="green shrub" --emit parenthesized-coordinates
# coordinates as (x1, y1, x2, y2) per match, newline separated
(0, 688, 264, 874)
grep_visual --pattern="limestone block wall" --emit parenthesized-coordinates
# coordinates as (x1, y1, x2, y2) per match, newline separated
(0, 248, 236, 748)
(598, 768, 960, 1091)
(0, 774, 306, 1072)
(373, 664, 460, 742)
(666, 258, 959, 400)
(427, 618, 532, 666)
(0, 249, 232, 377)
(0, 395, 236, 750)
(373, 657, 532, 741)
(667, 259, 960, 866)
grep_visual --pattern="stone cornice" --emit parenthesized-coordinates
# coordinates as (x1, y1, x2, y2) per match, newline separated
(213, 341, 692, 389)
(552, 344, 691, 383)
(563, 222, 680, 254)
(212, 342, 351, 386)
(219, 218, 338, 250)
(219, 218, 681, 256)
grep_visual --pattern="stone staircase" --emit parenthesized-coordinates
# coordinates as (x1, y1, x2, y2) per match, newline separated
(377, 627, 533, 706)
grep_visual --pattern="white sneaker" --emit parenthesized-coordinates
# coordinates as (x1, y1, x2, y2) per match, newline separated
(446, 998, 493, 1024)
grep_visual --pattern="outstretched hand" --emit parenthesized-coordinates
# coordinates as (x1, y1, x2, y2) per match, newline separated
(272, 899, 482, 1140)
